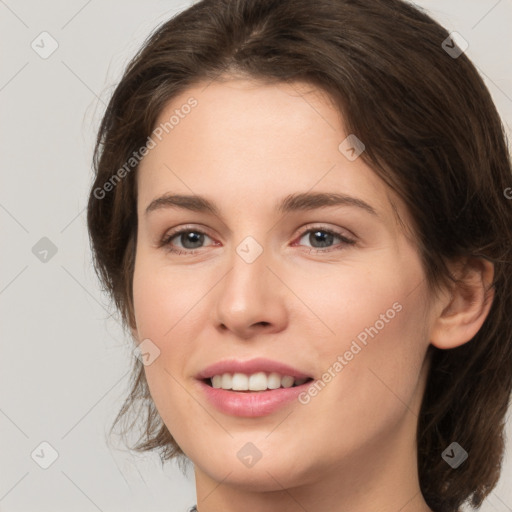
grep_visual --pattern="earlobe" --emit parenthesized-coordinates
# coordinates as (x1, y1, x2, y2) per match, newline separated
(429, 257, 495, 350)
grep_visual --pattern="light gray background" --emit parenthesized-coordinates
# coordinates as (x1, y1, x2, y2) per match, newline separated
(1, 1, 511, 511)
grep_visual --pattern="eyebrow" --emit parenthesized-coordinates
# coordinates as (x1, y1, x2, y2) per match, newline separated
(144, 192, 378, 217)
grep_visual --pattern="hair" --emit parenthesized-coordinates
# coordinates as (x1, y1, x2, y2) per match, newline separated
(86, 0, 512, 511)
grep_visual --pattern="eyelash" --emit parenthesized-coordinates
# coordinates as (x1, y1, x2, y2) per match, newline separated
(158, 225, 356, 256)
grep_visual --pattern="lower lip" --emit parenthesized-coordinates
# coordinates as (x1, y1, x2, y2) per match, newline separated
(197, 379, 313, 417)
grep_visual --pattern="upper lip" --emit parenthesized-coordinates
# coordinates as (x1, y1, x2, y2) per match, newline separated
(196, 357, 312, 380)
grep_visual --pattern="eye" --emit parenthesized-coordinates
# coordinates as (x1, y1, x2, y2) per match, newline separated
(159, 225, 356, 255)
(159, 226, 216, 254)
(293, 226, 356, 252)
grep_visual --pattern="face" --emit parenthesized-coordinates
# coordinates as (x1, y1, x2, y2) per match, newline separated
(132, 78, 436, 492)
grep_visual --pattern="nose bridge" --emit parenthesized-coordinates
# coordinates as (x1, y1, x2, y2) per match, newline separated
(213, 232, 284, 334)
(222, 234, 270, 307)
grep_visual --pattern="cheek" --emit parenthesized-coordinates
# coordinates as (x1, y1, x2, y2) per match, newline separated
(131, 254, 205, 339)
(131, 255, 213, 423)
(290, 247, 427, 357)
(132, 259, 204, 446)
(308, 256, 430, 441)
(131, 240, 431, 457)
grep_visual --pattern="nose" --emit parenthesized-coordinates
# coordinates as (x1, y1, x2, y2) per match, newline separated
(212, 241, 288, 339)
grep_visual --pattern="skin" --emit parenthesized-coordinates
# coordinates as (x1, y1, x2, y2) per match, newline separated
(131, 77, 494, 512)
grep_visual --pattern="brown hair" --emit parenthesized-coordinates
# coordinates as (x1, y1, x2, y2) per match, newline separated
(86, 1, 512, 510)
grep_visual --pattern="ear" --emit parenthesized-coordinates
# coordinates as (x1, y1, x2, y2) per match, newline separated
(429, 257, 494, 350)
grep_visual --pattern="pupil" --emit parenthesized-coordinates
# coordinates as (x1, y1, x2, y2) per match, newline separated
(182, 232, 204, 249)
(310, 230, 333, 248)
(179, 231, 333, 250)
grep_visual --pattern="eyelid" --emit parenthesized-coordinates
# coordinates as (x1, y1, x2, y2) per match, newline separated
(159, 223, 356, 254)
(290, 222, 356, 243)
(158, 224, 216, 247)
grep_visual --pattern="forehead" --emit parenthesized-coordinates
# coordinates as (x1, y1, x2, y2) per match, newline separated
(136, 78, 410, 236)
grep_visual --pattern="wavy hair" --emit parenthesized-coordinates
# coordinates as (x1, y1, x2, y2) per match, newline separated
(86, 1, 512, 511)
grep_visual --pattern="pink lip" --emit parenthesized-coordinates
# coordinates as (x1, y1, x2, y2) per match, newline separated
(196, 379, 313, 417)
(196, 357, 311, 380)
(195, 357, 314, 417)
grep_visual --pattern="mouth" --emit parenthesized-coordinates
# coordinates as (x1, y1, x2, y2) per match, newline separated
(196, 361, 316, 417)
(201, 374, 315, 392)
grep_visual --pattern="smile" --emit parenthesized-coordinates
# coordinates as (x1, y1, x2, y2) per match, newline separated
(208, 372, 311, 392)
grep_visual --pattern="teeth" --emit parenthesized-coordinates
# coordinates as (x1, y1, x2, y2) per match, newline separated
(232, 373, 248, 390)
(281, 375, 294, 388)
(267, 372, 281, 390)
(249, 372, 268, 391)
(210, 372, 309, 391)
(220, 373, 232, 389)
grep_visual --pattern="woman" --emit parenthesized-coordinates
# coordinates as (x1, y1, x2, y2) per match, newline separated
(87, 0, 512, 511)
